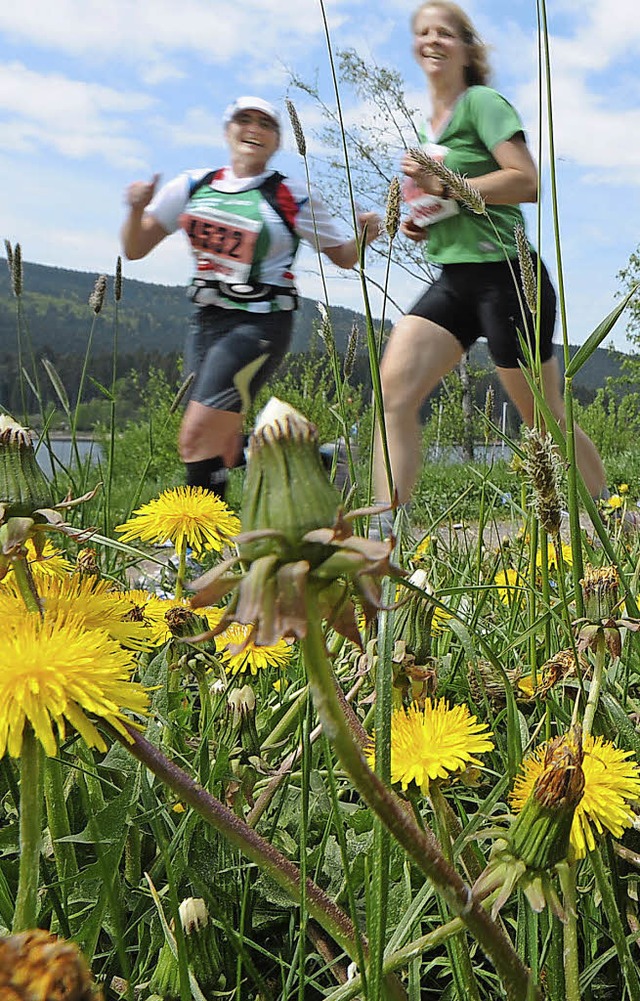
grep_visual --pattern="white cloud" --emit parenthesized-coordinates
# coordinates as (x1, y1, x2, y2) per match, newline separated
(0, 1, 327, 73)
(0, 61, 153, 167)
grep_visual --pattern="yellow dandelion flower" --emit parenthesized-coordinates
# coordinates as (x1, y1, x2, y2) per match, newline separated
(607, 494, 623, 511)
(413, 535, 432, 560)
(0, 613, 148, 757)
(216, 622, 293, 676)
(115, 486, 240, 556)
(368, 698, 494, 795)
(431, 605, 452, 634)
(516, 674, 535, 698)
(510, 733, 640, 860)
(0, 538, 74, 582)
(0, 576, 152, 651)
(535, 542, 573, 570)
(619, 484, 629, 495)
(494, 568, 524, 605)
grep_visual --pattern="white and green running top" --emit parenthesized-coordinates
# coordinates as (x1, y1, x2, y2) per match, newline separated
(146, 166, 348, 312)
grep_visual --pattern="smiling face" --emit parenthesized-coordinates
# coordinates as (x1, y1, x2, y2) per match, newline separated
(412, 4, 470, 87)
(225, 109, 280, 175)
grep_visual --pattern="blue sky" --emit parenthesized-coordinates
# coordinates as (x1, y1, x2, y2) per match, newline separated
(2, 0, 639, 351)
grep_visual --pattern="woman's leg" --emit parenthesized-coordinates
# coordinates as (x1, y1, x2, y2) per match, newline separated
(496, 356, 607, 498)
(374, 316, 464, 505)
(181, 309, 292, 498)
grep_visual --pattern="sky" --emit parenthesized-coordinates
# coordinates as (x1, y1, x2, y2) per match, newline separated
(2, 0, 640, 351)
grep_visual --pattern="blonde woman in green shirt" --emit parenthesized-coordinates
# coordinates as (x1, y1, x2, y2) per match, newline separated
(373, 1, 611, 533)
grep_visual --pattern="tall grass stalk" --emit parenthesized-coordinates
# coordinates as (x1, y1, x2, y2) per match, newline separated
(300, 591, 539, 999)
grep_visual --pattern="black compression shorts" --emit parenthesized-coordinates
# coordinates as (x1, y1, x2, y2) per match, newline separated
(407, 256, 556, 369)
(185, 307, 293, 413)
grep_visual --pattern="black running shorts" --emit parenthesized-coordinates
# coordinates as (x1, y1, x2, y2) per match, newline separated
(407, 256, 556, 368)
(185, 307, 293, 413)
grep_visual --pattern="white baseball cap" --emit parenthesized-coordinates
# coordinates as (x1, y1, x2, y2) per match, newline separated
(222, 96, 280, 129)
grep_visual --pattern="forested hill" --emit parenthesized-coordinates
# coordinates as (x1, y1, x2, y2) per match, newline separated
(0, 258, 630, 396)
(0, 258, 365, 357)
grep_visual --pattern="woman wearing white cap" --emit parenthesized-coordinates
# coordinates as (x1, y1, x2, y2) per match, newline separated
(122, 96, 381, 500)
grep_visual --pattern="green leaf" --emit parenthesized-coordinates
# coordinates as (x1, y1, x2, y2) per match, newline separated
(565, 285, 639, 377)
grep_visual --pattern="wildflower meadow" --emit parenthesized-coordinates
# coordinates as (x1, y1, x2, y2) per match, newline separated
(3, 8, 640, 1001)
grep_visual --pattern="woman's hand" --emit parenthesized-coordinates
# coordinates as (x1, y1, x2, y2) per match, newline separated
(401, 152, 443, 196)
(121, 173, 168, 260)
(125, 173, 161, 211)
(401, 218, 428, 243)
(357, 211, 383, 245)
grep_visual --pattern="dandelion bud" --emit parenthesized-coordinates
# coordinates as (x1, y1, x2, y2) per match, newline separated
(191, 397, 395, 648)
(228, 684, 256, 726)
(89, 274, 107, 314)
(343, 321, 359, 380)
(474, 726, 585, 916)
(285, 98, 307, 157)
(149, 898, 222, 999)
(0, 929, 102, 1000)
(515, 223, 537, 314)
(165, 605, 206, 640)
(0, 416, 54, 518)
(240, 398, 342, 562)
(385, 176, 401, 239)
(580, 564, 620, 620)
(12, 243, 23, 297)
(521, 427, 563, 536)
(510, 726, 585, 870)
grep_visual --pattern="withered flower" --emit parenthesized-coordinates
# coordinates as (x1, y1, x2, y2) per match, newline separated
(0, 929, 102, 1000)
(190, 398, 397, 649)
(514, 648, 585, 701)
(0, 417, 98, 580)
(474, 726, 585, 918)
(391, 568, 448, 706)
(574, 564, 640, 659)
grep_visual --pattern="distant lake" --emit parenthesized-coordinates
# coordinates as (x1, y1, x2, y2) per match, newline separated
(36, 437, 102, 478)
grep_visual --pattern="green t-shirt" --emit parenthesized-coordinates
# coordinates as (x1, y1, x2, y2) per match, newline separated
(419, 86, 527, 264)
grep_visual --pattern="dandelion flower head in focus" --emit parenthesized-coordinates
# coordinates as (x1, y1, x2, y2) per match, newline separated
(368, 698, 494, 795)
(0, 613, 148, 757)
(116, 486, 241, 556)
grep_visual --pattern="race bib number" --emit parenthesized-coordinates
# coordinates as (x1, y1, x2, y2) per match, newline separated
(179, 206, 262, 283)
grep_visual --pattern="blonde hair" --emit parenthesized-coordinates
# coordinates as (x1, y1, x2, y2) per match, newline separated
(411, 2, 491, 87)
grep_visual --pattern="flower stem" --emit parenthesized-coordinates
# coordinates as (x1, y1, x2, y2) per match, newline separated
(12, 725, 44, 931)
(582, 631, 606, 736)
(590, 845, 640, 1001)
(12, 554, 42, 616)
(174, 537, 187, 601)
(557, 862, 580, 1001)
(113, 722, 406, 994)
(44, 756, 78, 904)
(300, 594, 539, 1000)
(430, 782, 482, 1001)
